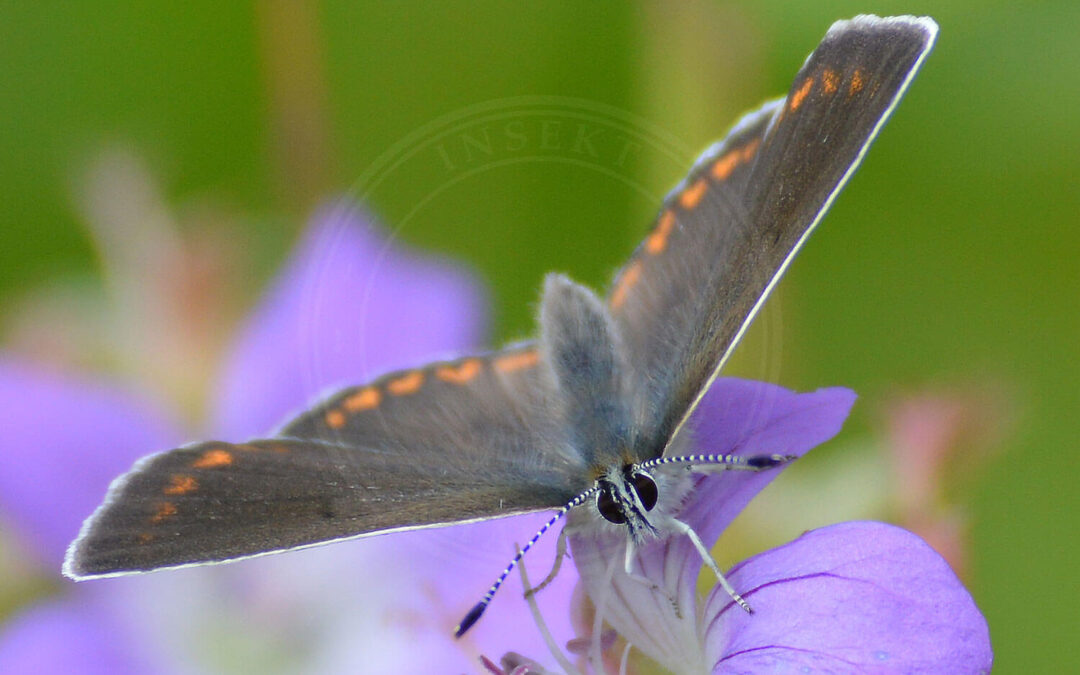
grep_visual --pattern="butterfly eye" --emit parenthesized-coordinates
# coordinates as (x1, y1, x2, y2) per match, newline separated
(631, 471, 658, 512)
(596, 486, 626, 524)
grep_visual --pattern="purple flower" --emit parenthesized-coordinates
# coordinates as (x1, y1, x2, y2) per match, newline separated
(0, 204, 579, 673)
(568, 380, 993, 673)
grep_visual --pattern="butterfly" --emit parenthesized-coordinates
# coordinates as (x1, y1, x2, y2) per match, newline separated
(64, 14, 937, 638)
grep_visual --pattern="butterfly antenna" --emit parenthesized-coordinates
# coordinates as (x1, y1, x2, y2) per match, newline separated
(640, 452, 796, 472)
(454, 487, 597, 638)
(639, 452, 795, 614)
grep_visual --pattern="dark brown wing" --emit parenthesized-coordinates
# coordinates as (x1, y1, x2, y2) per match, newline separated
(606, 16, 938, 454)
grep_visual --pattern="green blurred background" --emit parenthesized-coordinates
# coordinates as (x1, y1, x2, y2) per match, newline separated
(2, 1, 1076, 671)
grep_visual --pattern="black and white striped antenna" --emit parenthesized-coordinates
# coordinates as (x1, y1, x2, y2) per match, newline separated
(454, 486, 598, 638)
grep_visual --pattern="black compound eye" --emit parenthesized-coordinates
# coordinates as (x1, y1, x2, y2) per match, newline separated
(596, 486, 626, 524)
(631, 471, 658, 511)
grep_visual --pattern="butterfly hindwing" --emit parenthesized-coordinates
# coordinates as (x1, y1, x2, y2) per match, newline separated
(279, 343, 586, 485)
(66, 344, 588, 579)
(609, 16, 938, 453)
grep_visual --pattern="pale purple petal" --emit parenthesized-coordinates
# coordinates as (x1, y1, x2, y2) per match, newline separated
(569, 531, 705, 670)
(569, 380, 856, 666)
(390, 511, 580, 663)
(0, 359, 181, 568)
(703, 521, 993, 673)
(92, 512, 579, 673)
(213, 203, 488, 439)
(0, 600, 159, 674)
(679, 379, 857, 546)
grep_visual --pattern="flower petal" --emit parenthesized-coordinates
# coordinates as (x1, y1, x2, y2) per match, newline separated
(678, 380, 857, 545)
(703, 521, 993, 673)
(568, 380, 856, 667)
(647, 381, 857, 608)
(0, 599, 157, 674)
(0, 359, 181, 569)
(93, 512, 579, 673)
(213, 203, 488, 439)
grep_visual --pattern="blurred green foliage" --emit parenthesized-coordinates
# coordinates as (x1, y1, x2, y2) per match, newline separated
(2, 1, 1076, 670)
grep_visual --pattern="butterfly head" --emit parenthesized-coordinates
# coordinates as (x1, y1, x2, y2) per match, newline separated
(594, 465, 661, 542)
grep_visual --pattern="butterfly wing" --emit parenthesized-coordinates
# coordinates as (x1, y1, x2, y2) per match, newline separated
(608, 16, 938, 453)
(65, 344, 588, 579)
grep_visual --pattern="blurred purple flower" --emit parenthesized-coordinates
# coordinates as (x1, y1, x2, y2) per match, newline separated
(0, 204, 579, 673)
(568, 380, 993, 673)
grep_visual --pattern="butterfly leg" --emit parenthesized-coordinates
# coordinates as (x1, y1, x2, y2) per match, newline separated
(525, 525, 570, 599)
(671, 518, 752, 614)
(622, 539, 682, 619)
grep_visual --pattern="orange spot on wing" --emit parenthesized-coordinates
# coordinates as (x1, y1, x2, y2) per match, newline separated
(645, 210, 675, 254)
(823, 68, 839, 94)
(679, 178, 708, 209)
(494, 349, 539, 373)
(712, 137, 761, 182)
(151, 502, 177, 523)
(138, 533, 154, 543)
(789, 77, 814, 111)
(610, 260, 642, 311)
(711, 151, 739, 180)
(387, 370, 424, 396)
(436, 358, 482, 384)
(741, 138, 760, 161)
(193, 448, 233, 468)
(325, 409, 346, 429)
(344, 387, 381, 412)
(164, 474, 198, 495)
(850, 69, 864, 95)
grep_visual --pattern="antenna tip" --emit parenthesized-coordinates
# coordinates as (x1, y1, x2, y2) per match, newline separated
(746, 453, 795, 469)
(454, 601, 487, 638)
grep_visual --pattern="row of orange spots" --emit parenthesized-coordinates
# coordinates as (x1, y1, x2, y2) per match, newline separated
(145, 448, 229, 532)
(610, 131, 764, 311)
(321, 350, 540, 429)
(785, 66, 866, 119)
(326, 369, 424, 429)
(144, 445, 253, 535)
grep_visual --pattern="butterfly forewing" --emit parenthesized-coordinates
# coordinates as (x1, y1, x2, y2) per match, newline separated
(608, 16, 938, 452)
(66, 345, 587, 579)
